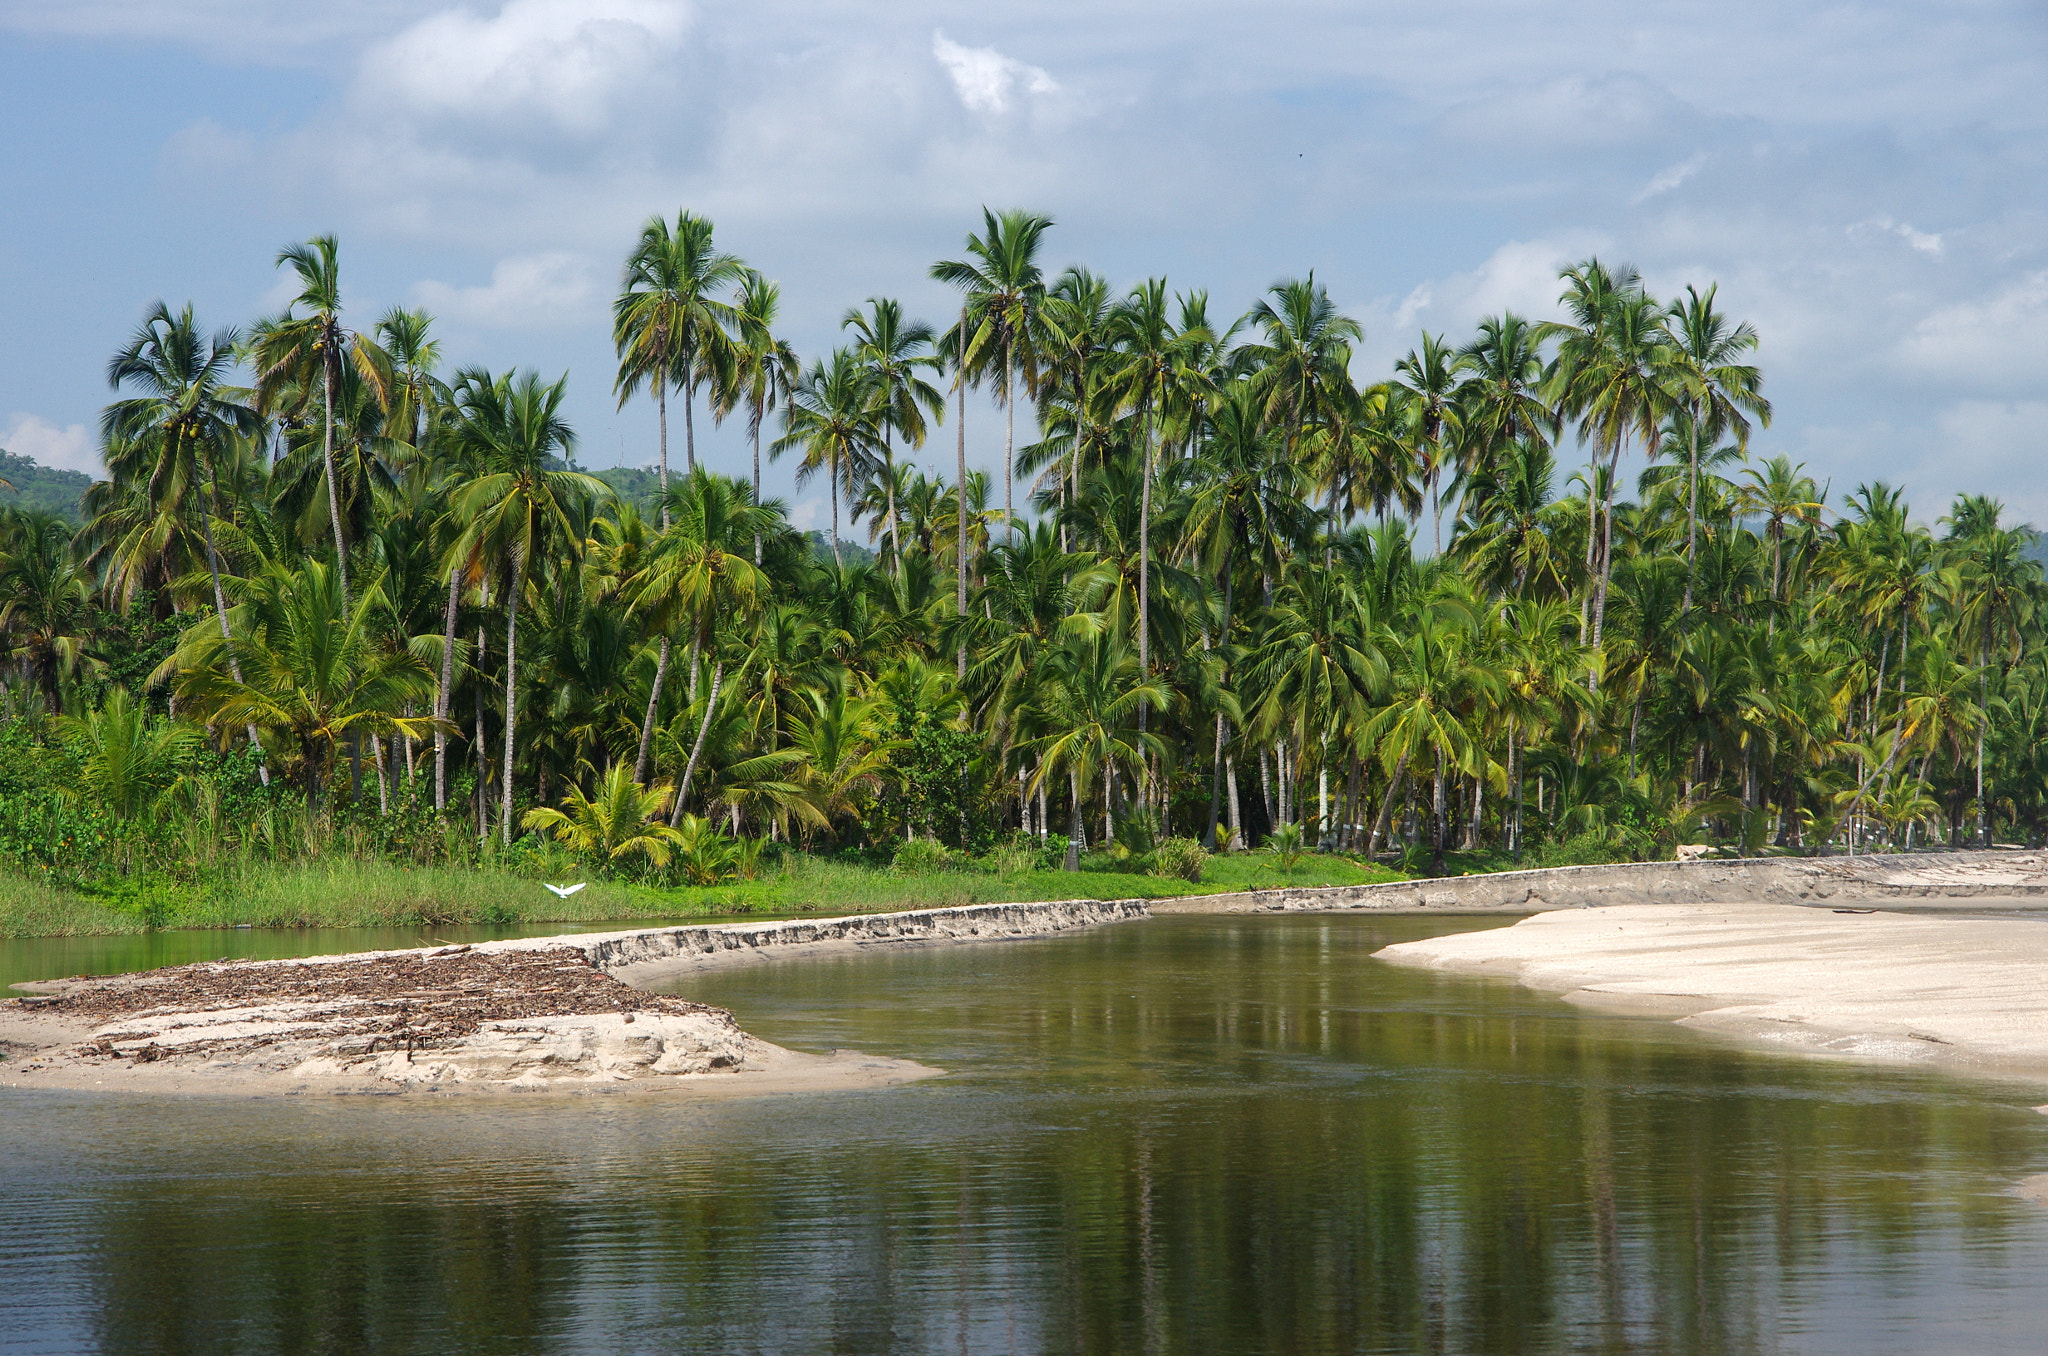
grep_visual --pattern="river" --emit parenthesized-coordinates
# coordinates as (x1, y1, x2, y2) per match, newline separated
(4, 912, 2047, 1354)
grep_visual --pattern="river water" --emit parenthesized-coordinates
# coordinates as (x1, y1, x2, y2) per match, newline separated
(4, 912, 2048, 1355)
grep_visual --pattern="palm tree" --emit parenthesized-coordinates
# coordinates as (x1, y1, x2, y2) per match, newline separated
(171, 560, 438, 804)
(613, 210, 747, 515)
(1360, 610, 1503, 871)
(1021, 633, 1167, 869)
(843, 298, 946, 573)
(522, 763, 685, 867)
(629, 468, 778, 789)
(1393, 332, 1464, 554)
(55, 687, 202, 824)
(725, 273, 800, 546)
(1105, 279, 1216, 714)
(0, 509, 95, 711)
(250, 235, 388, 603)
(1539, 259, 1681, 672)
(931, 207, 1057, 543)
(104, 302, 270, 773)
(1232, 274, 1362, 465)
(1665, 284, 1770, 612)
(374, 307, 446, 452)
(445, 369, 607, 841)
(773, 349, 883, 566)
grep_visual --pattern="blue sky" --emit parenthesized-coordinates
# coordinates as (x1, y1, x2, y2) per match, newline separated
(1, 0, 2043, 534)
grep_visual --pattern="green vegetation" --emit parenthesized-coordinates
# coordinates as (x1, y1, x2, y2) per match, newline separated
(0, 449, 92, 524)
(0, 848, 1396, 938)
(2, 211, 2044, 939)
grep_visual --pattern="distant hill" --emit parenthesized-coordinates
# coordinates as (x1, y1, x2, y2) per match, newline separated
(0, 449, 92, 524)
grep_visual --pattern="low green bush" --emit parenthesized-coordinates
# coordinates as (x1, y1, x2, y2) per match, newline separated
(892, 837, 952, 875)
(1150, 837, 1207, 884)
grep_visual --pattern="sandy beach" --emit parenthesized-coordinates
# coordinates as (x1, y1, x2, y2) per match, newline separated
(1377, 899, 2048, 1088)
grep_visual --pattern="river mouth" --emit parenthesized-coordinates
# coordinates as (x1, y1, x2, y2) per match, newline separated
(6, 912, 2048, 1354)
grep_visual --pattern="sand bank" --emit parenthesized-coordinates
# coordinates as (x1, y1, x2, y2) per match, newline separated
(1156, 849, 2048, 915)
(1376, 899, 2048, 1085)
(0, 898, 1143, 1098)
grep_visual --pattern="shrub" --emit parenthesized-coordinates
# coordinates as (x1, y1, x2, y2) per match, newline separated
(1149, 837, 1207, 884)
(892, 836, 952, 875)
(1265, 822, 1307, 869)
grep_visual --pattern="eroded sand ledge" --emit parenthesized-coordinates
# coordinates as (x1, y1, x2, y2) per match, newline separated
(1376, 900, 2048, 1084)
(0, 899, 1144, 1098)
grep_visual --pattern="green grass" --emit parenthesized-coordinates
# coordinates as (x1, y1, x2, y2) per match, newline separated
(0, 851, 1406, 938)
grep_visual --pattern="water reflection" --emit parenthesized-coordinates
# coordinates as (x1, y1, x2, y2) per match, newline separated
(4, 914, 2046, 1354)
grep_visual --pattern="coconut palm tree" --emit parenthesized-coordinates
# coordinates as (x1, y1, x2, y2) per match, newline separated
(444, 369, 607, 841)
(843, 298, 946, 573)
(613, 210, 747, 511)
(724, 273, 800, 547)
(931, 207, 1058, 543)
(629, 467, 779, 786)
(250, 235, 389, 603)
(1392, 332, 1464, 554)
(1665, 284, 1770, 612)
(773, 350, 883, 566)
(1231, 274, 1362, 466)
(172, 560, 438, 804)
(521, 763, 685, 867)
(1020, 632, 1167, 868)
(0, 509, 95, 711)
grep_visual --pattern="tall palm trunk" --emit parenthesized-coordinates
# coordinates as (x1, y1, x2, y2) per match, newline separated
(321, 344, 350, 603)
(634, 635, 672, 783)
(828, 451, 842, 566)
(956, 308, 968, 679)
(1367, 753, 1410, 857)
(197, 439, 269, 786)
(672, 659, 724, 823)
(1204, 714, 1228, 850)
(1002, 347, 1015, 541)
(1681, 413, 1701, 614)
(1065, 766, 1084, 870)
(1431, 748, 1448, 873)
(751, 396, 764, 564)
(435, 564, 460, 810)
(884, 444, 901, 576)
(657, 379, 671, 527)
(682, 355, 697, 474)
(499, 547, 523, 845)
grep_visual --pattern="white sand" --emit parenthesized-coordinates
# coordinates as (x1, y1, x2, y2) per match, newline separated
(1376, 900, 2048, 1083)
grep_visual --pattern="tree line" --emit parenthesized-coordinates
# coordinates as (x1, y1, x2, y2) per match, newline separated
(2, 205, 2044, 885)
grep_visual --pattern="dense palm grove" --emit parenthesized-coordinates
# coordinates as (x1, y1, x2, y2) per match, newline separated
(2, 205, 2045, 894)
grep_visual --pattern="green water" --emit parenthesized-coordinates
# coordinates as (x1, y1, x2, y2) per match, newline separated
(5, 913, 2048, 1354)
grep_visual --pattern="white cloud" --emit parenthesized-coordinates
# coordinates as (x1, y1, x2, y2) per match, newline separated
(1854, 215, 1943, 256)
(357, 0, 692, 136)
(1896, 271, 2048, 386)
(1633, 153, 1707, 204)
(931, 30, 1058, 116)
(413, 253, 599, 330)
(1, 414, 98, 476)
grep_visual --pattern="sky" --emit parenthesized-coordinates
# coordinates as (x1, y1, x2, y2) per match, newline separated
(1, 0, 2043, 535)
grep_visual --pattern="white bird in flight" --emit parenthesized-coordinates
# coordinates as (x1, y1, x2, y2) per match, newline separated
(543, 882, 588, 898)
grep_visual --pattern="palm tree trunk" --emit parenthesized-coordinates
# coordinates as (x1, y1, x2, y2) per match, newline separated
(435, 564, 460, 811)
(1204, 714, 1228, 850)
(658, 381, 671, 528)
(956, 308, 968, 680)
(499, 547, 523, 845)
(1431, 748, 1447, 873)
(885, 442, 900, 576)
(634, 636, 672, 783)
(1368, 753, 1410, 857)
(475, 618, 488, 841)
(1682, 411, 1701, 614)
(672, 660, 724, 823)
(322, 348, 350, 604)
(1226, 754, 1243, 851)
(197, 444, 268, 786)
(1065, 766, 1084, 870)
(682, 358, 697, 474)
(1002, 349, 1015, 542)
(752, 399, 764, 564)
(828, 451, 842, 566)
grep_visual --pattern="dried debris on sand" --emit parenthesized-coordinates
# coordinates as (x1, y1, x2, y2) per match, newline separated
(1, 945, 929, 1095)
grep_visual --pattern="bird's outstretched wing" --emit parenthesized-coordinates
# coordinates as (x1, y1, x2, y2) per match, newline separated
(543, 882, 588, 898)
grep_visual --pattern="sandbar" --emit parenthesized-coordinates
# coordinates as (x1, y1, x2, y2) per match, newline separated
(1376, 899, 2048, 1085)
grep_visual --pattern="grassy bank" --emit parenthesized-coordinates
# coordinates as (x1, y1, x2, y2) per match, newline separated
(0, 853, 1404, 938)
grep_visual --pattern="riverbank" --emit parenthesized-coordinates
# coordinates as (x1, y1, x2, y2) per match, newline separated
(1376, 899, 2048, 1087)
(0, 900, 1138, 1096)
(0, 853, 1399, 938)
